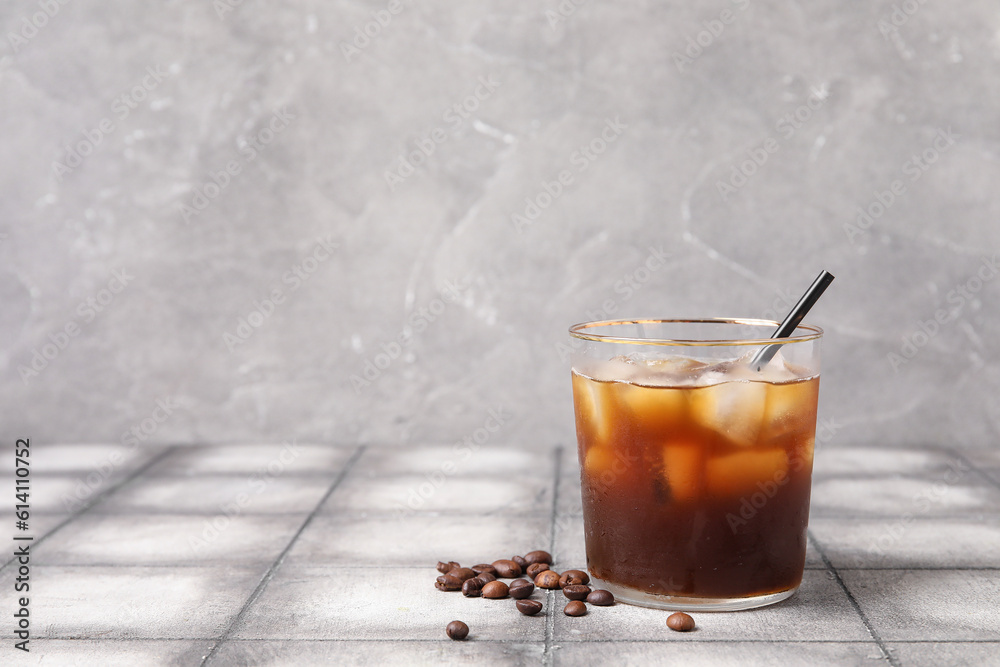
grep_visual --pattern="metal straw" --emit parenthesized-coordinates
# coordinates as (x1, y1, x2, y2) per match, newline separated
(750, 270, 835, 371)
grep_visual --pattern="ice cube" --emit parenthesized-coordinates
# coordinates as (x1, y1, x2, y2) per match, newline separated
(689, 379, 767, 448)
(572, 372, 618, 448)
(758, 379, 820, 451)
(705, 448, 789, 498)
(584, 445, 617, 479)
(661, 442, 704, 502)
(752, 350, 803, 383)
(575, 356, 641, 383)
(618, 382, 687, 434)
(629, 356, 710, 387)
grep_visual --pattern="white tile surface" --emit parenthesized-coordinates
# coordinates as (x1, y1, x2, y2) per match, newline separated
(286, 513, 552, 567)
(322, 473, 552, 516)
(231, 566, 549, 641)
(32, 513, 306, 566)
(811, 516, 1000, 569)
(0, 566, 265, 640)
(550, 570, 872, 642)
(211, 640, 544, 666)
(843, 569, 1000, 641)
(147, 444, 356, 476)
(94, 475, 332, 514)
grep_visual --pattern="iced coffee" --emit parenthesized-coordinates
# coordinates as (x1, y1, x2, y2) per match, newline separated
(569, 319, 822, 611)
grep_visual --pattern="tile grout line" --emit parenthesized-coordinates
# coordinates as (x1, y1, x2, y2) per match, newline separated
(11, 638, 1000, 645)
(199, 444, 366, 666)
(807, 529, 901, 667)
(0, 445, 180, 574)
(543, 445, 563, 667)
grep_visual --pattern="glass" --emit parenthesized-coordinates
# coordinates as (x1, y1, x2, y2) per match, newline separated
(568, 319, 823, 611)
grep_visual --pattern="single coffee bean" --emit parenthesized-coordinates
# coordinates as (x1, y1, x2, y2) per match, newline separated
(461, 578, 483, 597)
(586, 589, 615, 606)
(562, 584, 591, 601)
(475, 572, 496, 584)
(667, 612, 696, 632)
(482, 580, 509, 599)
(535, 570, 561, 589)
(447, 567, 477, 582)
(564, 600, 587, 616)
(508, 578, 535, 599)
(526, 562, 549, 579)
(516, 599, 543, 616)
(446, 620, 469, 640)
(435, 574, 463, 591)
(524, 550, 553, 565)
(512, 555, 528, 569)
(492, 559, 522, 578)
(471, 564, 497, 576)
(437, 561, 460, 574)
(559, 570, 590, 588)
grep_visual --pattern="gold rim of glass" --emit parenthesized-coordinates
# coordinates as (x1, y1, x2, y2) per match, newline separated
(568, 318, 824, 347)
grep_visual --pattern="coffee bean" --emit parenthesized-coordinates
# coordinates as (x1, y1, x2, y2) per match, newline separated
(435, 574, 462, 591)
(667, 612, 696, 632)
(586, 589, 614, 606)
(475, 572, 496, 584)
(461, 578, 483, 597)
(534, 570, 561, 589)
(508, 578, 535, 599)
(446, 620, 469, 640)
(564, 600, 587, 616)
(492, 559, 522, 578)
(524, 550, 553, 565)
(447, 567, 477, 582)
(516, 599, 543, 616)
(482, 580, 509, 599)
(526, 563, 549, 579)
(512, 555, 528, 569)
(437, 561, 460, 574)
(562, 584, 591, 601)
(471, 564, 497, 576)
(559, 570, 590, 588)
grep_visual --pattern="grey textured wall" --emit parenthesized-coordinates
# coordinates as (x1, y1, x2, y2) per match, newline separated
(2, 1, 998, 448)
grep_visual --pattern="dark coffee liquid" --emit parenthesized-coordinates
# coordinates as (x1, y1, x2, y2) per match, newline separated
(574, 371, 819, 599)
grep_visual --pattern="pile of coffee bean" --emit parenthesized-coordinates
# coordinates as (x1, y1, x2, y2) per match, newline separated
(435, 550, 618, 640)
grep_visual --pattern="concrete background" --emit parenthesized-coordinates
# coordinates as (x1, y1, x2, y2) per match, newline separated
(1, 1, 998, 448)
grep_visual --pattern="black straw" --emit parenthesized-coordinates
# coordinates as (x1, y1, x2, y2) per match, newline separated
(750, 270, 835, 371)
